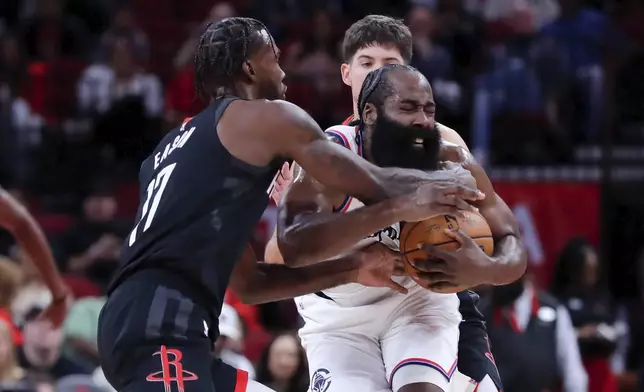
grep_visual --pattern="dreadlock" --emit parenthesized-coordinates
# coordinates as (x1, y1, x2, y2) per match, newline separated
(194, 17, 275, 99)
(353, 64, 418, 125)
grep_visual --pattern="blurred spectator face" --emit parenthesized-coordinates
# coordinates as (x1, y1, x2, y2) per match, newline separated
(209, 2, 236, 22)
(22, 314, 63, 367)
(341, 46, 405, 109)
(1, 35, 21, 69)
(37, 0, 63, 20)
(581, 246, 599, 288)
(312, 11, 333, 44)
(110, 38, 137, 78)
(408, 7, 436, 38)
(113, 7, 136, 31)
(36, 383, 54, 392)
(83, 194, 117, 223)
(267, 334, 300, 382)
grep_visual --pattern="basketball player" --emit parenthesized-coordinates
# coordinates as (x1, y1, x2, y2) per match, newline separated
(97, 17, 483, 392)
(265, 16, 525, 392)
(268, 64, 526, 392)
(0, 187, 70, 327)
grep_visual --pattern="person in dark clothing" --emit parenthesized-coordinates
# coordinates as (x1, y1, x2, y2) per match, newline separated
(551, 237, 620, 392)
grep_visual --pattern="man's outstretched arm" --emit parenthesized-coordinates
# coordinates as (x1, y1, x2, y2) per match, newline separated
(0, 188, 70, 325)
(230, 244, 405, 305)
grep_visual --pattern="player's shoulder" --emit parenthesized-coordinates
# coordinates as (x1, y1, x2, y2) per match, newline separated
(251, 99, 308, 123)
(437, 123, 473, 163)
(437, 123, 470, 152)
(323, 125, 355, 147)
(240, 99, 316, 138)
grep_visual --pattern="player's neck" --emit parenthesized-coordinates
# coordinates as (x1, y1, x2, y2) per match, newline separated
(352, 101, 359, 121)
(220, 83, 262, 100)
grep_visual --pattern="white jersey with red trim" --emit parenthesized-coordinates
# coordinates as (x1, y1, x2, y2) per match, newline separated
(295, 121, 462, 392)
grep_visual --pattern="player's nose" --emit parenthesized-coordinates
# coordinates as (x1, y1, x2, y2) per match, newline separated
(412, 113, 433, 129)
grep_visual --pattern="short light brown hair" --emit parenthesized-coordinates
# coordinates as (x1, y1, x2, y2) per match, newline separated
(341, 15, 413, 63)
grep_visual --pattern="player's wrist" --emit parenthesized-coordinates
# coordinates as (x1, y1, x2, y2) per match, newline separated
(483, 256, 505, 286)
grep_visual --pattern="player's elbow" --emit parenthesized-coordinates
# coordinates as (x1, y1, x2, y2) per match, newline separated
(277, 228, 319, 267)
(264, 238, 285, 264)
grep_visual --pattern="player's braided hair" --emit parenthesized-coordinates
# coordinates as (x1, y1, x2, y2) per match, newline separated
(353, 64, 418, 125)
(194, 17, 275, 99)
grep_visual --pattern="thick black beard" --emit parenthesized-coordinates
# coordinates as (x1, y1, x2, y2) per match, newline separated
(368, 114, 441, 170)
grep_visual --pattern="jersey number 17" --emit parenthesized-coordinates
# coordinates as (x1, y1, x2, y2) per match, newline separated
(128, 163, 177, 246)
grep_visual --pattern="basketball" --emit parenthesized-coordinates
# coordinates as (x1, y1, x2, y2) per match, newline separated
(400, 211, 494, 294)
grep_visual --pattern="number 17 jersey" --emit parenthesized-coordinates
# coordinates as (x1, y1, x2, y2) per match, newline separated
(109, 97, 282, 320)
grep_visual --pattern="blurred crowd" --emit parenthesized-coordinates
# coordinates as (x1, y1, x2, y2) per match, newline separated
(0, 0, 644, 391)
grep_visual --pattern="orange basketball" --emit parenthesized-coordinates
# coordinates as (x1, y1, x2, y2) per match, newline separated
(400, 212, 494, 294)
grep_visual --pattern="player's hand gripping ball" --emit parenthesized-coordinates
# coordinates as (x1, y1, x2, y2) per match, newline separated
(400, 212, 494, 293)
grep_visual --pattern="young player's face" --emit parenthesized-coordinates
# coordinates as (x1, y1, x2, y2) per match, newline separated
(341, 45, 405, 108)
(250, 30, 287, 101)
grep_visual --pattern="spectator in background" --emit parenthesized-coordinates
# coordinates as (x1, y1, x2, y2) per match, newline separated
(289, 10, 339, 78)
(539, 0, 610, 141)
(165, 2, 236, 129)
(98, 5, 148, 63)
(77, 36, 162, 118)
(18, 307, 90, 380)
(256, 333, 307, 392)
(173, 2, 236, 70)
(0, 321, 27, 388)
(0, 257, 23, 346)
(10, 249, 51, 331)
(283, 10, 343, 126)
(216, 304, 256, 380)
(551, 238, 621, 392)
(20, 0, 89, 61)
(77, 35, 162, 165)
(0, 33, 44, 185)
(481, 274, 588, 392)
(408, 6, 453, 82)
(61, 296, 105, 367)
(58, 185, 127, 287)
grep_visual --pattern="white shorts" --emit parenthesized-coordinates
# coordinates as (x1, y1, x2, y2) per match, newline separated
(300, 285, 460, 392)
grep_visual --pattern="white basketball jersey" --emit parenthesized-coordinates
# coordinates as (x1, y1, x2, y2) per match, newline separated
(296, 125, 415, 309)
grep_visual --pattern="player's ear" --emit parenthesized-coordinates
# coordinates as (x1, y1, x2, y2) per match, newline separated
(242, 61, 256, 81)
(340, 63, 351, 87)
(362, 103, 377, 126)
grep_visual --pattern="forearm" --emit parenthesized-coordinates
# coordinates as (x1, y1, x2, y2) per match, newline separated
(280, 199, 400, 266)
(237, 255, 359, 305)
(297, 139, 432, 205)
(364, 166, 436, 204)
(489, 234, 527, 285)
(12, 217, 68, 297)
